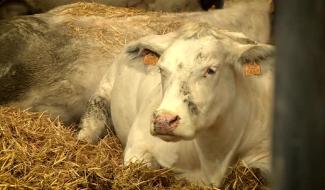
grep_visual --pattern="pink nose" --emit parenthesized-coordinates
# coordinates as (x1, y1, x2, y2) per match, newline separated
(153, 112, 180, 135)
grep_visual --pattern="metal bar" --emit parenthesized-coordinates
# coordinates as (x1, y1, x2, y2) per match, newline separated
(273, 0, 325, 190)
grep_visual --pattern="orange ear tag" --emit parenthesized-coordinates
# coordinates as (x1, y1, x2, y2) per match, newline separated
(243, 62, 261, 76)
(143, 53, 159, 65)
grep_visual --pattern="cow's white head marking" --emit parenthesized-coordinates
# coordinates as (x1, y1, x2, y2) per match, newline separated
(129, 23, 274, 142)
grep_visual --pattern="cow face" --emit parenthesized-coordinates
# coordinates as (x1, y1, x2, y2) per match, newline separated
(147, 24, 274, 142)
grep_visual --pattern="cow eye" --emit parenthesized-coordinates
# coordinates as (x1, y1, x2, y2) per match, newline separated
(204, 66, 218, 77)
(140, 49, 160, 65)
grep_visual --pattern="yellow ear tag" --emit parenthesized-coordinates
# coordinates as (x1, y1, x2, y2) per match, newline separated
(243, 62, 261, 76)
(143, 53, 159, 65)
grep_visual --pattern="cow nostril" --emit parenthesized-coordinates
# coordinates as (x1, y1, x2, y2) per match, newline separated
(169, 115, 180, 125)
(153, 112, 181, 127)
(153, 113, 180, 134)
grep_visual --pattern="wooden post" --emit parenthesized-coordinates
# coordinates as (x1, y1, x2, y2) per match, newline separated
(273, 0, 325, 190)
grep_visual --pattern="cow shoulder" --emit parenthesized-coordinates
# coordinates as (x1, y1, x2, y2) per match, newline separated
(0, 15, 80, 104)
(0, 17, 49, 103)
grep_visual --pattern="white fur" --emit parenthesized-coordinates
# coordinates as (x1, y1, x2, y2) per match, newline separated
(80, 24, 274, 186)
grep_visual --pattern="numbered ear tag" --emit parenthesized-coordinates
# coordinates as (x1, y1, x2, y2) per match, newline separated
(243, 62, 261, 76)
(143, 53, 159, 65)
(141, 49, 159, 65)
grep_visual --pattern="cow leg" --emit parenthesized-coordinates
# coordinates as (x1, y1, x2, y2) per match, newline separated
(124, 143, 160, 169)
(77, 72, 114, 144)
(124, 121, 192, 170)
(123, 117, 160, 168)
(120, 102, 168, 168)
(77, 95, 113, 144)
(123, 115, 180, 169)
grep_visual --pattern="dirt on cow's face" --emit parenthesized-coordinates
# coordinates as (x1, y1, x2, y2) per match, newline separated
(152, 30, 239, 140)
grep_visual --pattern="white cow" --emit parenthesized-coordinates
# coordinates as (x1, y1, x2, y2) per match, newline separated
(78, 23, 274, 186)
(0, 1, 273, 123)
(0, 1, 273, 185)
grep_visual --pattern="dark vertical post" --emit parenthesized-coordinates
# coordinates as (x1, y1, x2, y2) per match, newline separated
(273, 0, 325, 190)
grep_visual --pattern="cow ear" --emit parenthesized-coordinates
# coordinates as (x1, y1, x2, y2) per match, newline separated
(126, 32, 178, 56)
(235, 44, 275, 77)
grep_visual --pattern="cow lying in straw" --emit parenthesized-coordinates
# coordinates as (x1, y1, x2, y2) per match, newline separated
(0, 1, 272, 123)
(78, 23, 274, 186)
(0, 2, 273, 186)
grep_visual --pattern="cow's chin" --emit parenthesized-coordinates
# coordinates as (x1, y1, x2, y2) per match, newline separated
(154, 134, 183, 142)
(150, 122, 196, 142)
(151, 128, 196, 142)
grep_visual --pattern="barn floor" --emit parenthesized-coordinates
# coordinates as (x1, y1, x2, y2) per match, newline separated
(0, 107, 267, 190)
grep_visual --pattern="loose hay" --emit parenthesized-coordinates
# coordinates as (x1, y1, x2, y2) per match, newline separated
(51, 2, 154, 17)
(51, 3, 183, 61)
(0, 107, 267, 189)
(221, 162, 268, 190)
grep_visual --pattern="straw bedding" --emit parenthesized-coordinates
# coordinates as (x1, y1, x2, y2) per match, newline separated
(51, 3, 184, 61)
(0, 107, 267, 189)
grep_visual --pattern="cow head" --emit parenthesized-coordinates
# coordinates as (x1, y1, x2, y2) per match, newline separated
(129, 23, 274, 142)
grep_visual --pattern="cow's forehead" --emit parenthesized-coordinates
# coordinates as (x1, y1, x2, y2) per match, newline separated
(159, 35, 228, 71)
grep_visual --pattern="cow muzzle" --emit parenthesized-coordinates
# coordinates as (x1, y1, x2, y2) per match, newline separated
(152, 111, 180, 136)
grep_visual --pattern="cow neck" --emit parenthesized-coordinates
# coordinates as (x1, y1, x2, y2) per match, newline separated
(193, 92, 250, 185)
(236, 74, 273, 171)
(193, 75, 270, 185)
